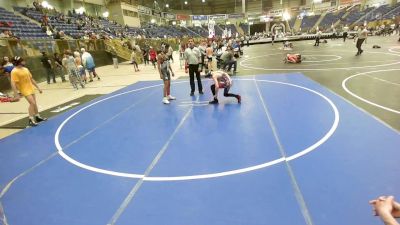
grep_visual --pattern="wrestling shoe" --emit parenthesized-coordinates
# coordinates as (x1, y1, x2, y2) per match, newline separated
(162, 97, 170, 104)
(35, 116, 47, 122)
(236, 95, 241, 104)
(28, 119, 38, 127)
(168, 95, 176, 100)
(209, 99, 219, 104)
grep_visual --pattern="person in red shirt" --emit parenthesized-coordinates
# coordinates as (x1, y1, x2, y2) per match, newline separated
(149, 46, 157, 69)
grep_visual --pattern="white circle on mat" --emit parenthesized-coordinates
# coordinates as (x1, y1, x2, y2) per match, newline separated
(342, 69, 400, 114)
(388, 47, 400, 54)
(302, 55, 342, 63)
(55, 79, 340, 181)
(240, 51, 400, 71)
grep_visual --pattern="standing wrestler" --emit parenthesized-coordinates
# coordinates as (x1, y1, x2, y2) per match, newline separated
(158, 44, 176, 104)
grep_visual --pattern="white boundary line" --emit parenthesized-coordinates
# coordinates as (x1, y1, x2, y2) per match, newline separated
(240, 51, 400, 71)
(342, 69, 400, 114)
(388, 46, 400, 54)
(54, 79, 340, 181)
(302, 55, 342, 63)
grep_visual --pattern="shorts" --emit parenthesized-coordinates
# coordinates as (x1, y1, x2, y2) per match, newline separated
(161, 71, 171, 81)
(218, 81, 231, 90)
(87, 67, 96, 73)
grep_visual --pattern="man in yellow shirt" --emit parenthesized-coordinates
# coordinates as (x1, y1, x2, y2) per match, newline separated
(10, 56, 47, 127)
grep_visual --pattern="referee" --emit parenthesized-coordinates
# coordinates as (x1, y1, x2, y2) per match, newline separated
(184, 38, 203, 96)
(355, 25, 368, 56)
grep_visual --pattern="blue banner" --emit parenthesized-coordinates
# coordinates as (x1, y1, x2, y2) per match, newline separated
(192, 15, 208, 20)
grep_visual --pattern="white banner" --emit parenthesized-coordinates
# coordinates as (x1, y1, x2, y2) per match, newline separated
(138, 5, 151, 15)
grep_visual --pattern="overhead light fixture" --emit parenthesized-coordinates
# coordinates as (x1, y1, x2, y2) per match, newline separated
(184, 1, 188, 4)
(202, 0, 205, 3)
(102, 11, 109, 17)
(166, 3, 169, 7)
(151, 18, 156, 23)
(282, 11, 291, 21)
(77, 6, 85, 15)
(41, 1, 49, 8)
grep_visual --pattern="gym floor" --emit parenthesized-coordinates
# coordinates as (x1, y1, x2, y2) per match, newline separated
(0, 36, 399, 225)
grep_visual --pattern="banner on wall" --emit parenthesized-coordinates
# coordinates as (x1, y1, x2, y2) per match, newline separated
(209, 14, 226, 20)
(163, 12, 176, 20)
(192, 15, 208, 20)
(228, 13, 244, 19)
(176, 14, 190, 20)
(208, 20, 215, 38)
(340, 0, 361, 5)
(152, 10, 162, 17)
(138, 5, 152, 15)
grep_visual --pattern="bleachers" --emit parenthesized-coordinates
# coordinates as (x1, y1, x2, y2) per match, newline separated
(0, 7, 48, 39)
(319, 10, 346, 29)
(3, 3, 400, 41)
(14, 6, 87, 39)
(288, 18, 296, 29)
(240, 23, 249, 35)
(300, 15, 321, 31)
(382, 2, 400, 19)
(187, 26, 208, 37)
(365, 4, 397, 21)
(341, 6, 374, 25)
(219, 24, 238, 37)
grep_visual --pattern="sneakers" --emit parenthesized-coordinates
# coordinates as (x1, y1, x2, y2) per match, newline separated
(190, 92, 194, 96)
(199, 91, 204, 95)
(209, 99, 219, 104)
(35, 116, 47, 122)
(162, 97, 170, 104)
(168, 95, 176, 100)
(236, 95, 241, 104)
(28, 119, 38, 127)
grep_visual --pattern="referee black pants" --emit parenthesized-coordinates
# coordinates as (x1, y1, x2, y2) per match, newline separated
(356, 38, 365, 54)
(189, 64, 203, 93)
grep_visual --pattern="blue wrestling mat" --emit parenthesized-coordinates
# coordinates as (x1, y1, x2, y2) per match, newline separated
(0, 73, 399, 225)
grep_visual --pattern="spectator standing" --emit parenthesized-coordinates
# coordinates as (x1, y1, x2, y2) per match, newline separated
(1, 56, 14, 83)
(64, 51, 84, 89)
(314, 29, 322, 46)
(149, 46, 157, 69)
(81, 48, 100, 81)
(142, 48, 149, 66)
(130, 48, 140, 72)
(40, 52, 56, 84)
(53, 53, 66, 82)
(343, 25, 349, 42)
(111, 47, 118, 69)
(166, 44, 174, 63)
(220, 47, 237, 73)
